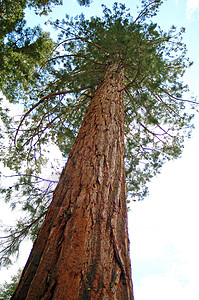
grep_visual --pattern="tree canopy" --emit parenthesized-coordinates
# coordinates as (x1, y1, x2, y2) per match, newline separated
(0, 0, 196, 269)
(0, 0, 91, 94)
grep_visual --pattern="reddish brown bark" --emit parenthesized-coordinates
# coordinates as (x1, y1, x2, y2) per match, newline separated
(12, 64, 134, 299)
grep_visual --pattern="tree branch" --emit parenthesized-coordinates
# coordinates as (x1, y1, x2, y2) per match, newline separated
(132, 0, 162, 25)
(14, 85, 94, 149)
(4, 174, 59, 183)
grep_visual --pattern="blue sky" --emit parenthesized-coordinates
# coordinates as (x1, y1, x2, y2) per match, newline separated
(1, 1, 199, 299)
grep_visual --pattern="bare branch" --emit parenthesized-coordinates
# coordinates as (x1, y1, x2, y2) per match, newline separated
(132, 0, 162, 25)
(4, 174, 58, 183)
(159, 87, 199, 105)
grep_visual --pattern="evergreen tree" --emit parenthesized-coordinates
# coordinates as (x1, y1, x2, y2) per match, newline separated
(0, 1, 196, 299)
(0, 0, 91, 95)
(0, 269, 21, 300)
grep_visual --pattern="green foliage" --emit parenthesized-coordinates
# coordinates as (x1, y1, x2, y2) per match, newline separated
(0, 25, 55, 100)
(0, 0, 61, 101)
(0, 0, 62, 30)
(0, 269, 21, 300)
(77, 0, 92, 6)
(0, 1, 197, 267)
(0, 0, 26, 40)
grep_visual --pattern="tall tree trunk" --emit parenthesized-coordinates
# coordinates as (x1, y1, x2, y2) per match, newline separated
(12, 64, 134, 300)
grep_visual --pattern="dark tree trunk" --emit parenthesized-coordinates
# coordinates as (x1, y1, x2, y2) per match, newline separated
(12, 64, 134, 299)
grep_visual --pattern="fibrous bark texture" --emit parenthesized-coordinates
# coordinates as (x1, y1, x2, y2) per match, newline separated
(12, 64, 134, 299)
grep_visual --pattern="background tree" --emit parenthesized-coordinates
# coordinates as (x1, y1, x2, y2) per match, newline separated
(0, 0, 92, 96)
(0, 0, 196, 298)
(0, 269, 21, 300)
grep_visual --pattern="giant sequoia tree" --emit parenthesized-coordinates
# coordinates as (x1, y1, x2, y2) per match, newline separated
(0, 1, 196, 299)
